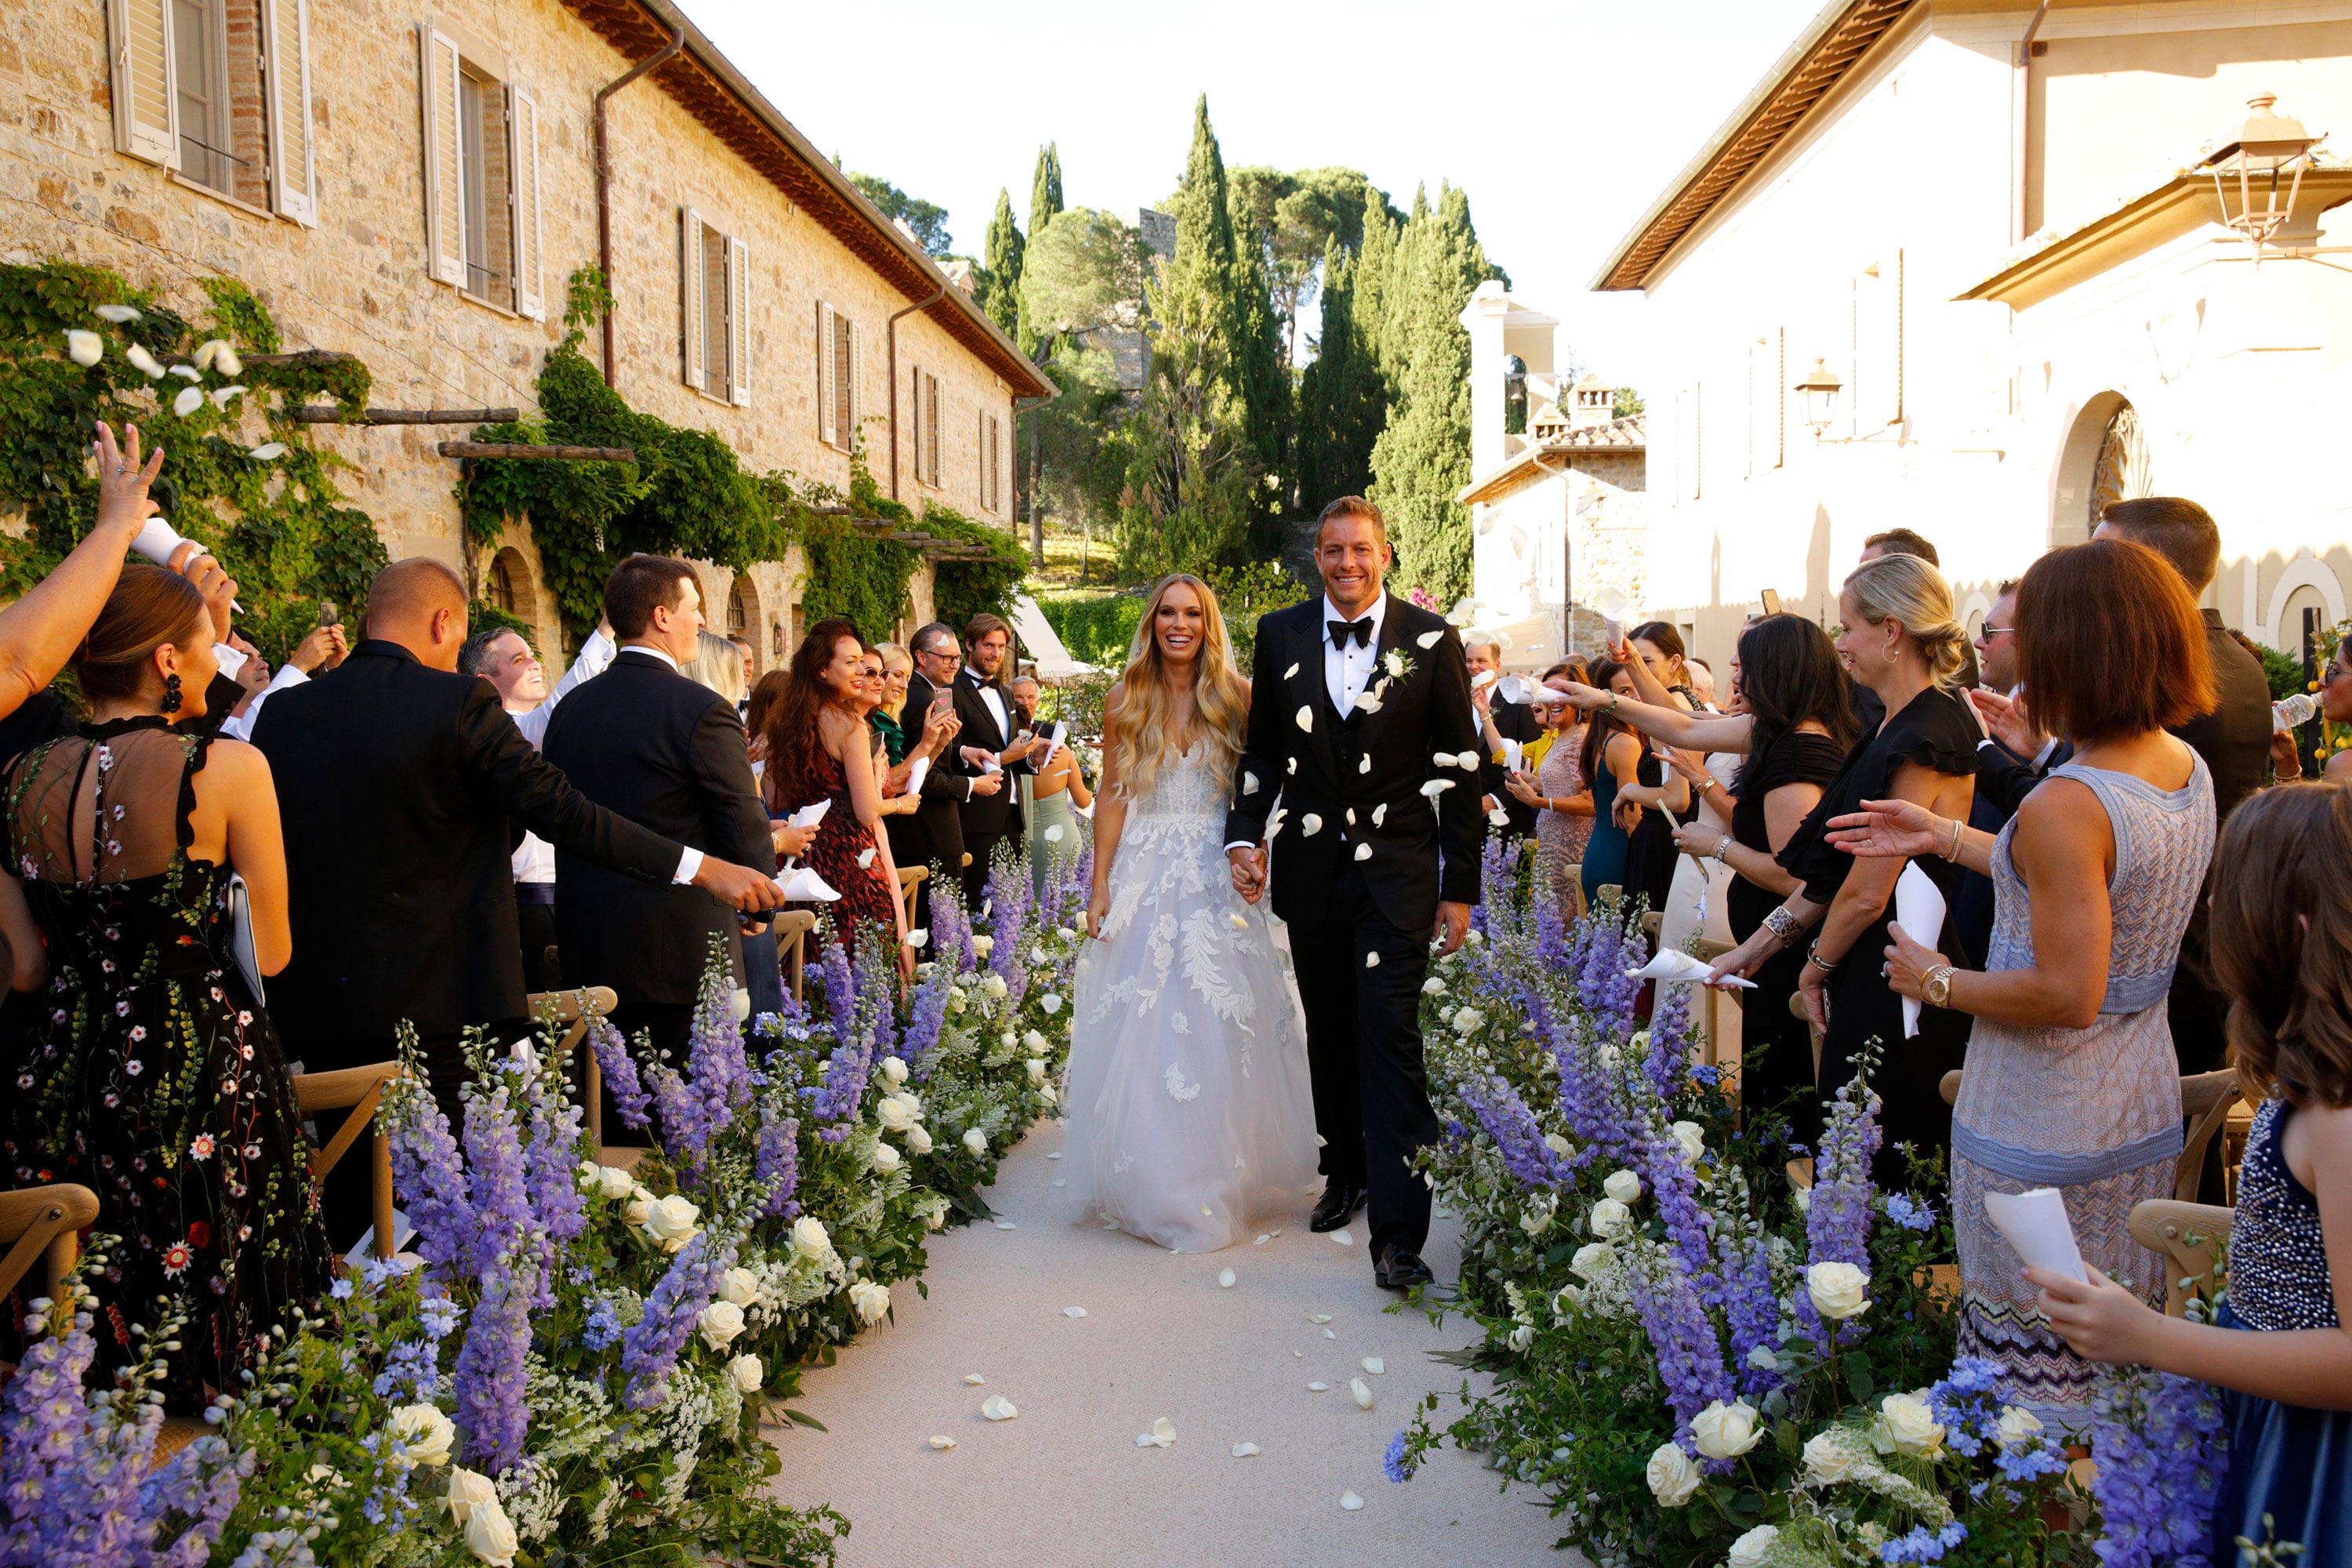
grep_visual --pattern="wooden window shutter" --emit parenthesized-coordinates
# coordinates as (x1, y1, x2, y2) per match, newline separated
(680, 208, 706, 391)
(728, 235, 752, 405)
(818, 303, 836, 445)
(847, 321, 864, 450)
(990, 414, 1002, 512)
(418, 27, 466, 287)
(261, 0, 317, 223)
(907, 363, 921, 481)
(926, 375, 941, 488)
(506, 85, 545, 320)
(107, 0, 180, 169)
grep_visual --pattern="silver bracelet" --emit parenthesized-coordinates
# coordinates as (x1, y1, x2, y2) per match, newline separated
(1946, 815, 1965, 862)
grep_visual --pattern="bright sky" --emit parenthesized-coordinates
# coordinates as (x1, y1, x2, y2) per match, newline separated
(687, 0, 1827, 389)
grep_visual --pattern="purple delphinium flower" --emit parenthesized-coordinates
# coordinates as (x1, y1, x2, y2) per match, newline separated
(1795, 1047, 1883, 1345)
(1717, 1221, 1785, 1399)
(1639, 1123, 1719, 1301)
(1453, 1070, 1573, 1189)
(458, 1078, 532, 1283)
(581, 1294, 628, 1353)
(985, 858, 1034, 1010)
(2086, 1367, 2227, 1568)
(897, 959, 955, 1076)
(927, 882, 973, 971)
(1383, 1428, 1416, 1483)
(619, 1230, 735, 1410)
(144, 1434, 248, 1568)
(383, 1069, 478, 1277)
(586, 1015, 652, 1130)
(1624, 1249, 1736, 1441)
(755, 1105, 800, 1219)
(512, 1051, 586, 1270)
(1642, 985, 1691, 1105)
(453, 1270, 532, 1472)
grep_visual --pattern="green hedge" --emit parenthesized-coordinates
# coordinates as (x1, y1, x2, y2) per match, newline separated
(1038, 592, 1145, 666)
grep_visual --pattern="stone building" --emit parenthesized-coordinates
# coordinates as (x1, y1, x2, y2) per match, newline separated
(1595, 0, 2352, 676)
(2, 0, 1048, 666)
(1457, 281, 1647, 670)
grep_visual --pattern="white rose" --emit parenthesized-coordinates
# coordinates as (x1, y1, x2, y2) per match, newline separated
(1023, 1029, 1049, 1053)
(1024, 1058, 1047, 1086)
(1670, 1121, 1706, 1161)
(1451, 1006, 1485, 1034)
(879, 1055, 909, 1087)
(388, 1403, 455, 1468)
(876, 1095, 920, 1131)
(1996, 1405, 2045, 1450)
(1806, 1261, 1871, 1321)
(963, 1128, 988, 1156)
(720, 1267, 760, 1306)
(905, 1125, 934, 1156)
(1569, 1242, 1617, 1281)
(463, 1496, 518, 1566)
(621, 1197, 652, 1228)
(1040, 993, 1062, 1015)
(1729, 1524, 1780, 1568)
(445, 1465, 497, 1524)
(982, 973, 1008, 1000)
(644, 1194, 701, 1252)
(871, 1142, 902, 1174)
(575, 1159, 601, 1188)
(1588, 1198, 1632, 1239)
(848, 1279, 891, 1325)
(1645, 1442, 1701, 1507)
(1506, 1323, 1535, 1352)
(1690, 1398, 1762, 1460)
(1801, 1429, 1860, 1483)
(1519, 1200, 1553, 1237)
(971, 935, 995, 957)
(1543, 1132, 1574, 1158)
(1602, 1169, 1643, 1205)
(596, 1165, 634, 1201)
(1874, 1391, 1946, 1457)
(698, 1299, 746, 1351)
(1422, 976, 1446, 996)
(1039, 1083, 1058, 1106)
(728, 1353, 764, 1393)
(790, 1216, 833, 1258)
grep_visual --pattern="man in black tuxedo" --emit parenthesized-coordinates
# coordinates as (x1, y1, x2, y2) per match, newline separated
(1225, 496, 1483, 1293)
(254, 557, 783, 1243)
(898, 622, 1000, 925)
(942, 612, 1038, 909)
(543, 556, 779, 1068)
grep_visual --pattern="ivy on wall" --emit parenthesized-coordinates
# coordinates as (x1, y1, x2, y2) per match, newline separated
(0, 262, 388, 662)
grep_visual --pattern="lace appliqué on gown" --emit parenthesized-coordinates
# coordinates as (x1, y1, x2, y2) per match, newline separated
(1064, 746, 1318, 1251)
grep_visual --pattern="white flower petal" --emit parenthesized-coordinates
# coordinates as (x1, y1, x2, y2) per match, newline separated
(246, 441, 287, 460)
(65, 331, 103, 366)
(1307, 1313, 1332, 1323)
(94, 303, 142, 323)
(906, 929, 930, 949)
(1283, 662, 1300, 679)
(1489, 808, 1510, 827)
(1362, 1358, 1385, 1375)
(1307, 1381, 1330, 1392)
(125, 343, 165, 379)
(1255, 1234, 1271, 1246)
(1372, 803, 1388, 826)
(964, 1374, 986, 1385)
(1358, 754, 1372, 774)
(1301, 814, 1323, 837)
(1417, 630, 1444, 649)
(982, 1396, 1019, 1421)
(1420, 779, 1455, 798)
(929, 1436, 957, 1450)
(1352, 1377, 1374, 1409)
(1046, 1151, 1062, 1159)
(1295, 706, 1314, 732)
(193, 339, 225, 370)
(1218, 1269, 1236, 1289)
(1044, 824, 1063, 842)
(1242, 773, 1259, 796)
(1353, 691, 1381, 713)
(1353, 843, 1372, 862)
(1063, 1306, 1087, 1318)
(1324, 1327, 1338, 1338)
(168, 364, 201, 383)
(1287, 757, 1298, 775)
(1332, 1229, 1354, 1246)
(855, 847, 876, 868)
(1341, 1490, 1365, 1512)
(994, 1221, 1017, 1230)
(1231, 1442, 1261, 1457)
(172, 387, 203, 418)
(209, 385, 245, 408)
(215, 348, 241, 376)
(1457, 750, 1482, 770)
(1229, 911, 1249, 930)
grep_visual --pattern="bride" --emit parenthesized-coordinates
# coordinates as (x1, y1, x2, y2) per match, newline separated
(1067, 574, 1319, 1251)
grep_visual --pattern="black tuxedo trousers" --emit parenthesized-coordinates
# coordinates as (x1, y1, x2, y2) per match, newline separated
(1287, 863, 1440, 1259)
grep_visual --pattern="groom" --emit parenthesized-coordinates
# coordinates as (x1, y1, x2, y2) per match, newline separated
(1225, 495, 1483, 1291)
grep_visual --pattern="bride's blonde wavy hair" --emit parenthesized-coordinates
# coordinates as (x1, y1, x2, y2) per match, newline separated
(1105, 573, 1250, 800)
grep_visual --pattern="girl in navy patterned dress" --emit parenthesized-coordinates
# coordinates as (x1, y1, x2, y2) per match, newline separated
(2030, 782, 2352, 1567)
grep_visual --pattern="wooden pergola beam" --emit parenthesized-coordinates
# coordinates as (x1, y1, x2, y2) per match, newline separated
(289, 406, 520, 426)
(437, 441, 636, 462)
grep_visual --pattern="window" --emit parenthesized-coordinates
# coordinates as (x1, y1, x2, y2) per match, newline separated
(909, 367, 942, 485)
(817, 304, 862, 451)
(109, 0, 316, 222)
(979, 412, 1002, 513)
(681, 211, 750, 402)
(419, 26, 543, 318)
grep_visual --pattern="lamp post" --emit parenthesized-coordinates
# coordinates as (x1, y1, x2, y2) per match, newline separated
(1793, 358, 1843, 437)
(2198, 93, 2325, 261)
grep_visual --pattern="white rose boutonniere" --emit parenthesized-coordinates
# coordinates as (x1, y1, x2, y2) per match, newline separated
(1381, 648, 1414, 682)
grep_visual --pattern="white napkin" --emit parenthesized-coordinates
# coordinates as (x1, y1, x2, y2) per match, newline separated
(776, 866, 840, 902)
(1592, 586, 1632, 644)
(903, 754, 931, 797)
(1627, 949, 1755, 989)
(1893, 862, 1947, 1039)
(1983, 1187, 2087, 1283)
(786, 799, 832, 831)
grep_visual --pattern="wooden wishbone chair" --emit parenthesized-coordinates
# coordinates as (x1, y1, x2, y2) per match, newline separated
(2129, 1199, 2233, 1318)
(526, 985, 638, 1171)
(768, 909, 818, 1003)
(292, 1062, 403, 1261)
(895, 865, 929, 931)
(0, 1182, 100, 1302)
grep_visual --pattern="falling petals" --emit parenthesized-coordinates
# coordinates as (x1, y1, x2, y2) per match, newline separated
(1044, 824, 1063, 842)
(209, 385, 245, 408)
(1488, 808, 1510, 827)
(1062, 1306, 1087, 1318)
(1457, 750, 1482, 770)
(125, 343, 165, 379)
(1307, 1314, 1332, 1324)
(964, 1374, 986, 1385)
(1353, 844, 1372, 862)
(1242, 773, 1259, 796)
(1372, 804, 1388, 827)
(65, 331, 103, 366)
(1136, 1417, 1177, 1448)
(905, 929, 930, 948)
(1218, 1269, 1236, 1288)
(1324, 1327, 1337, 1338)
(855, 848, 876, 868)
(1341, 1491, 1365, 1512)
(1358, 755, 1372, 774)
(981, 1396, 1018, 1421)
(1254, 1234, 1271, 1246)
(1283, 662, 1299, 679)
(94, 303, 142, 323)
(1332, 1229, 1354, 1246)
(1420, 779, 1455, 798)
(1361, 1357, 1385, 1375)
(929, 1435, 956, 1450)
(1287, 757, 1298, 775)
(1352, 1377, 1374, 1409)
(1231, 1442, 1261, 1457)
(247, 441, 287, 460)
(1294, 706, 1314, 732)
(1307, 1381, 1330, 1392)
(994, 1221, 1017, 1230)
(1416, 630, 1444, 648)
(1363, 952, 1379, 968)
(1229, 911, 1248, 930)
(1301, 815, 1323, 837)
(1353, 690, 1381, 714)
(172, 387, 204, 417)
(168, 363, 201, 382)
(1431, 752, 1454, 768)
(1345, 808, 1356, 826)
(193, 338, 228, 370)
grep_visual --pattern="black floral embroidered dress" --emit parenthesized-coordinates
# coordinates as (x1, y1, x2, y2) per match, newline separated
(1, 717, 328, 1406)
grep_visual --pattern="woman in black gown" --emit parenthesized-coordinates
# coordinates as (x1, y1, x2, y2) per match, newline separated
(1, 558, 329, 1407)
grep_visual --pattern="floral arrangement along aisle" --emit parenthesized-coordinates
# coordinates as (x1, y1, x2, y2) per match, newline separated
(0, 844, 1090, 1567)
(1390, 849, 2093, 1568)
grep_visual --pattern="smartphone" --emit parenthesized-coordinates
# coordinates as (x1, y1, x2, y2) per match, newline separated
(316, 600, 339, 627)
(929, 686, 953, 715)
(1759, 589, 1783, 615)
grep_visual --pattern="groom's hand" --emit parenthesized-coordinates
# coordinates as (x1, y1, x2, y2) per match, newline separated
(1228, 844, 1267, 905)
(1432, 901, 1471, 956)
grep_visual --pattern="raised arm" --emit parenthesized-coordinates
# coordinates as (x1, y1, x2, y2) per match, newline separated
(0, 423, 160, 722)
(1558, 682, 1755, 754)
(1425, 626, 1483, 938)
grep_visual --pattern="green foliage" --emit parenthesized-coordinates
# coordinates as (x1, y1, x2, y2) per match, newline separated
(1020, 209, 1147, 338)
(978, 188, 1025, 339)
(1228, 165, 1392, 372)
(920, 503, 1027, 634)
(848, 170, 953, 256)
(1613, 386, 1647, 420)
(1037, 591, 1146, 666)
(1200, 560, 1308, 673)
(469, 598, 536, 652)
(1369, 183, 1501, 606)
(0, 260, 387, 665)
(1297, 238, 1385, 511)
(1018, 143, 1066, 358)
(2257, 638, 2307, 702)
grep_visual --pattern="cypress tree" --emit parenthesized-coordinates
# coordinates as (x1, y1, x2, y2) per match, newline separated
(979, 189, 1023, 340)
(1298, 238, 1381, 512)
(1368, 182, 1495, 606)
(1017, 144, 1065, 358)
(1351, 187, 1403, 388)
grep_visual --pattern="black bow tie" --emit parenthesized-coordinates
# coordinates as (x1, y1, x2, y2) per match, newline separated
(1329, 617, 1373, 649)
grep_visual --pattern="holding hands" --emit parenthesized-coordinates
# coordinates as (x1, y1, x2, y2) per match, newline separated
(1226, 844, 1267, 906)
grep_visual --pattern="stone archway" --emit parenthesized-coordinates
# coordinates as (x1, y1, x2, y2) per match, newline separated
(2050, 392, 2148, 548)
(728, 572, 764, 677)
(485, 546, 537, 624)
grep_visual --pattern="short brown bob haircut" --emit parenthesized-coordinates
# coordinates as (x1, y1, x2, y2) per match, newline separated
(2013, 537, 2212, 746)
(2211, 782, 2352, 1109)
(1315, 495, 1388, 546)
(605, 554, 698, 638)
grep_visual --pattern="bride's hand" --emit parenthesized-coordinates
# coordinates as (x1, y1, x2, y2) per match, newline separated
(1227, 844, 1266, 906)
(1086, 885, 1109, 941)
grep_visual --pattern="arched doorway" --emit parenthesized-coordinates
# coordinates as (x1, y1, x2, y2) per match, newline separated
(728, 573, 761, 676)
(2051, 392, 2149, 547)
(484, 546, 537, 624)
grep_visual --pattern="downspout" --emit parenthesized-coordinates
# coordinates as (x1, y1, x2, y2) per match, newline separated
(2012, 0, 2053, 246)
(593, 24, 684, 387)
(886, 281, 949, 501)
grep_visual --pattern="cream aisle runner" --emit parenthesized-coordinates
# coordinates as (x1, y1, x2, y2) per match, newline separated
(765, 1117, 1571, 1566)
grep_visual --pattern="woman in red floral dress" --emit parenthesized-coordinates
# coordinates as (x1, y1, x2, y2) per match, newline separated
(760, 618, 906, 956)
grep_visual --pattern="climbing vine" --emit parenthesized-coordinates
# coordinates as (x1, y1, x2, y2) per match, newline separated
(0, 261, 387, 663)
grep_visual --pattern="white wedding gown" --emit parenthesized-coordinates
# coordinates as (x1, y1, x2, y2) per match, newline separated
(1065, 744, 1320, 1251)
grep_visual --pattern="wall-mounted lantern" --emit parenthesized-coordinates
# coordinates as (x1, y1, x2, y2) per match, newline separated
(2198, 93, 2325, 261)
(1793, 358, 1843, 435)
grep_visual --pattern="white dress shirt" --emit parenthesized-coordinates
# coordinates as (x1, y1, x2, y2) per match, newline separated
(218, 661, 309, 742)
(1321, 592, 1387, 717)
(963, 666, 1012, 742)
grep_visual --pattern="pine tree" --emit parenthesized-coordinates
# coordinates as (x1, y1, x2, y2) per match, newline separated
(1368, 182, 1495, 606)
(1017, 145, 1065, 358)
(978, 189, 1023, 340)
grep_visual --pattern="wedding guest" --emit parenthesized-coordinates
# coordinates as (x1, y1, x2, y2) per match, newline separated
(852, 644, 920, 827)
(2096, 498, 2276, 1080)
(1850, 531, 1981, 731)
(872, 643, 916, 772)
(905, 624, 995, 895)
(2029, 782, 2352, 1564)
(762, 619, 906, 954)
(0, 423, 167, 724)
(1828, 539, 2216, 1421)
(1616, 622, 1696, 914)
(1026, 714, 1094, 894)
(1469, 637, 1543, 840)
(1511, 681, 1592, 911)
(946, 613, 1037, 906)
(1686, 657, 1719, 711)
(2274, 635, 2352, 785)
(543, 557, 780, 1067)
(679, 627, 748, 710)
(1561, 615, 1855, 1138)
(1577, 659, 1644, 911)
(0, 562, 329, 1408)
(687, 630, 789, 1020)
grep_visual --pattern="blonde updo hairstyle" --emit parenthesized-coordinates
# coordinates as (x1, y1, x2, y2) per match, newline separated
(1842, 552, 1969, 687)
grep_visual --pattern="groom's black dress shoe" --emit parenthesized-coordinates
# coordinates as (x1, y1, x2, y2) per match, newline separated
(1374, 1246, 1436, 1292)
(1308, 1181, 1365, 1232)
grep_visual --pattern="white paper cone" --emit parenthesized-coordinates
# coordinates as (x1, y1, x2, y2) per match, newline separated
(1627, 949, 1755, 989)
(788, 799, 833, 831)
(776, 867, 840, 902)
(1893, 862, 1947, 1038)
(903, 755, 931, 797)
(1983, 1187, 2087, 1283)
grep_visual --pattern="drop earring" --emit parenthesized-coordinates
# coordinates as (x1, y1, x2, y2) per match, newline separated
(161, 672, 183, 714)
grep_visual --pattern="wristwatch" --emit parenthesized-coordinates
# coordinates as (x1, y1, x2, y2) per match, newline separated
(1922, 964, 1956, 1008)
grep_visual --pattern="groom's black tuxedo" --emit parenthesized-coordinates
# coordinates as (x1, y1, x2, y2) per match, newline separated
(1225, 591, 1483, 1265)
